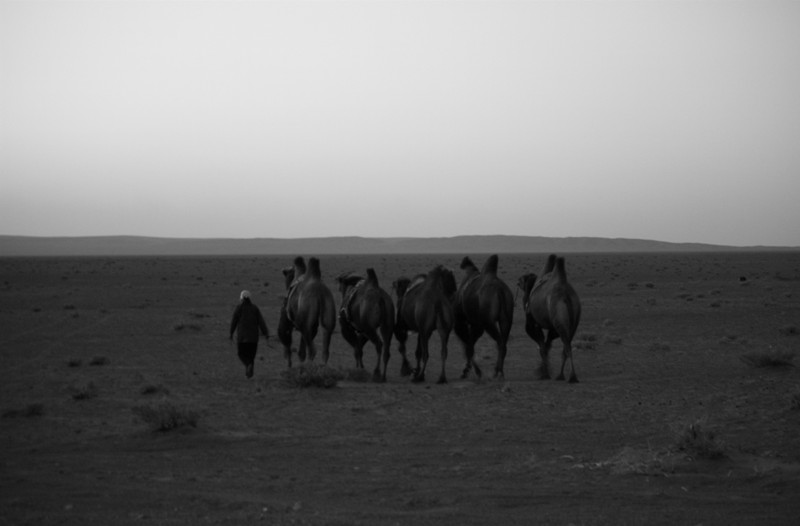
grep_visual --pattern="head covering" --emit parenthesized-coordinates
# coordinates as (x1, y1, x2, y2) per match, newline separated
(240, 290, 251, 301)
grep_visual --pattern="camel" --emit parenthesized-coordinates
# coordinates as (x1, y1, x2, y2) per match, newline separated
(278, 256, 337, 368)
(392, 265, 457, 384)
(518, 254, 582, 383)
(337, 268, 396, 382)
(454, 254, 514, 380)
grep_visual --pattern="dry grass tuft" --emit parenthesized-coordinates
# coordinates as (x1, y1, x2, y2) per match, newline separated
(132, 402, 198, 432)
(675, 421, 727, 460)
(740, 349, 795, 368)
(280, 364, 344, 389)
(140, 384, 170, 396)
(72, 382, 98, 400)
(3, 403, 45, 418)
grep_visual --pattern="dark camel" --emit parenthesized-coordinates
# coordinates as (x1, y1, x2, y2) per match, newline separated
(454, 254, 514, 380)
(393, 265, 457, 384)
(518, 254, 582, 383)
(278, 256, 336, 368)
(337, 268, 396, 383)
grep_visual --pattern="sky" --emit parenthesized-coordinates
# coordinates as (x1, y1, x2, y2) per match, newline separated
(2, 0, 799, 247)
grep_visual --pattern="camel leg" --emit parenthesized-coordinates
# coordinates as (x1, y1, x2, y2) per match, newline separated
(542, 331, 560, 380)
(485, 323, 508, 380)
(380, 324, 392, 383)
(354, 338, 365, 369)
(413, 335, 427, 383)
(396, 332, 412, 377)
(365, 329, 384, 382)
(437, 329, 449, 385)
(321, 328, 332, 365)
(557, 339, 579, 383)
(278, 309, 294, 368)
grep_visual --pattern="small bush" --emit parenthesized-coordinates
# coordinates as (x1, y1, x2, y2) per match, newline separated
(281, 364, 344, 389)
(675, 421, 726, 460)
(132, 402, 198, 431)
(649, 342, 671, 352)
(72, 382, 98, 400)
(173, 323, 203, 332)
(740, 349, 795, 368)
(67, 358, 82, 367)
(2, 403, 44, 418)
(575, 334, 598, 351)
(140, 384, 170, 396)
(89, 356, 109, 366)
(790, 393, 800, 411)
(779, 325, 798, 337)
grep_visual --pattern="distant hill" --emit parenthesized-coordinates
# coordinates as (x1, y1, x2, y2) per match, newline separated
(0, 235, 795, 257)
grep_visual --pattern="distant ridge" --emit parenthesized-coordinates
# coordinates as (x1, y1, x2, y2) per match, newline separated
(1, 235, 795, 257)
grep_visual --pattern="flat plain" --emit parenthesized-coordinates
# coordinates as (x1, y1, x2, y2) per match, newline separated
(1, 251, 799, 525)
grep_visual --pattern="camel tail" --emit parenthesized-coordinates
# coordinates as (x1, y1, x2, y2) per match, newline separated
(555, 257, 567, 281)
(482, 254, 499, 275)
(307, 257, 322, 279)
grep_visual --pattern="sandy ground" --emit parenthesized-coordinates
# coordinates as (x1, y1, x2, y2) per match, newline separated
(1, 252, 799, 525)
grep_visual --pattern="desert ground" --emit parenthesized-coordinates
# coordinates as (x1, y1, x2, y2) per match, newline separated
(1, 251, 799, 525)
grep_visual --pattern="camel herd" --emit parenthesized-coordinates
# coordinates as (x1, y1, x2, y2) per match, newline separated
(278, 253, 582, 384)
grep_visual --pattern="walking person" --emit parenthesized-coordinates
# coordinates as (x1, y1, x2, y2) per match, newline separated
(229, 290, 270, 378)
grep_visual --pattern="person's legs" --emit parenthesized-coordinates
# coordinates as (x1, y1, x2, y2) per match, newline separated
(237, 342, 258, 378)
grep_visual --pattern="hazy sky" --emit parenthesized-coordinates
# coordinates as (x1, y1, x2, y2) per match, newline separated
(2, 0, 799, 246)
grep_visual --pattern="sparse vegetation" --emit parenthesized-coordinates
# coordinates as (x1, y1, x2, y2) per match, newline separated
(67, 358, 82, 367)
(675, 421, 727, 460)
(140, 384, 170, 396)
(89, 356, 109, 366)
(779, 325, 798, 336)
(2, 403, 44, 418)
(280, 364, 344, 388)
(575, 333, 598, 351)
(740, 349, 795, 368)
(132, 402, 198, 431)
(790, 393, 800, 411)
(72, 382, 98, 400)
(649, 342, 671, 352)
(174, 323, 203, 332)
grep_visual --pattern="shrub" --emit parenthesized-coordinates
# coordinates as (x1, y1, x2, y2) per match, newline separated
(575, 334, 598, 351)
(675, 421, 726, 460)
(132, 402, 198, 431)
(67, 358, 82, 367)
(89, 356, 109, 366)
(140, 384, 170, 396)
(740, 349, 795, 368)
(779, 325, 798, 337)
(2, 403, 44, 418)
(72, 382, 98, 400)
(173, 323, 203, 332)
(280, 364, 344, 388)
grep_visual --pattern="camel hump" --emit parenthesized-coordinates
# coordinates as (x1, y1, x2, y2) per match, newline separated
(366, 268, 379, 285)
(293, 256, 307, 275)
(555, 257, 567, 281)
(543, 254, 557, 275)
(307, 257, 322, 279)
(482, 254, 499, 275)
(460, 256, 476, 271)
